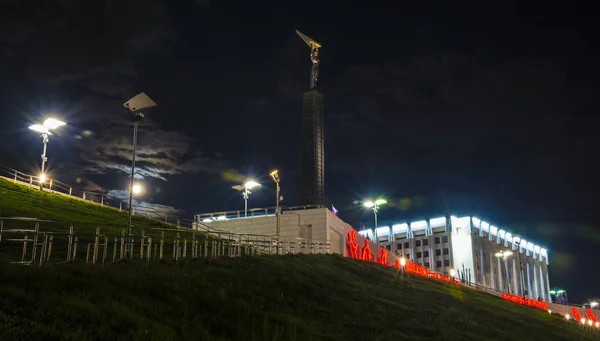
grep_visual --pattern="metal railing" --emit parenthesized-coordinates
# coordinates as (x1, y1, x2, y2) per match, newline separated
(195, 204, 323, 222)
(0, 164, 191, 227)
(0, 217, 331, 266)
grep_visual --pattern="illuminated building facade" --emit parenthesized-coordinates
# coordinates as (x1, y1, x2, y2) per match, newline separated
(360, 216, 551, 300)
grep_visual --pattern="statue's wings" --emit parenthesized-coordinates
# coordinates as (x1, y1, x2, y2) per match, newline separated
(296, 30, 322, 49)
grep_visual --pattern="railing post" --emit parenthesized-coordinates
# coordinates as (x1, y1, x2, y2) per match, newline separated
(119, 202, 122, 212)
(113, 237, 118, 262)
(14, 170, 17, 183)
(67, 226, 73, 261)
(29, 176, 33, 187)
(83, 192, 86, 201)
(101, 195, 104, 206)
(93, 227, 100, 264)
(49, 180, 53, 191)
(69, 187, 72, 196)
(72, 236, 78, 261)
(160, 231, 164, 260)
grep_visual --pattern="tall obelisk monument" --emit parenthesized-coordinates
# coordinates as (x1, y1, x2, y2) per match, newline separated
(296, 30, 324, 207)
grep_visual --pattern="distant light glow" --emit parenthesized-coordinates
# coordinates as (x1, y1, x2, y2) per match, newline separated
(39, 173, 46, 183)
(588, 319, 593, 326)
(400, 257, 406, 267)
(596, 322, 599, 328)
(504, 251, 513, 257)
(547, 309, 552, 314)
(591, 301, 599, 308)
(450, 268, 456, 277)
(202, 218, 212, 223)
(581, 318, 586, 325)
(43, 118, 66, 129)
(363, 201, 375, 208)
(216, 215, 226, 221)
(29, 124, 50, 133)
(565, 314, 570, 320)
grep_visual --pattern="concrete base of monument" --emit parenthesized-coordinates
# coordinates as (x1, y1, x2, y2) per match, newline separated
(194, 207, 352, 255)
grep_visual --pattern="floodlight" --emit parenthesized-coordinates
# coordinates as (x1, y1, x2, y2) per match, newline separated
(29, 124, 50, 134)
(217, 215, 226, 221)
(565, 314, 570, 320)
(450, 268, 456, 277)
(591, 301, 598, 308)
(123, 92, 157, 113)
(400, 257, 406, 267)
(132, 184, 143, 195)
(39, 173, 46, 183)
(374, 199, 387, 205)
(363, 201, 375, 208)
(495, 252, 504, 258)
(244, 181, 260, 189)
(43, 118, 66, 129)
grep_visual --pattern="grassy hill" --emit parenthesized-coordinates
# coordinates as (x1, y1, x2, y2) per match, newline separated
(0, 254, 595, 341)
(0, 177, 177, 232)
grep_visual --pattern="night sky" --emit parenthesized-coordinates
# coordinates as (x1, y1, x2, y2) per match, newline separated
(1, 1, 599, 302)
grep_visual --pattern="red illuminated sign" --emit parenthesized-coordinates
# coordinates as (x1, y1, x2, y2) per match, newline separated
(502, 293, 548, 310)
(571, 307, 582, 320)
(377, 248, 388, 265)
(347, 231, 359, 260)
(361, 240, 373, 261)
(585, 308, 597, 322)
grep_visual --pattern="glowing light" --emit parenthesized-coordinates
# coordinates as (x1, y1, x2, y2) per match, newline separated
(363, 201, 375, 208)
(244, 180, 260, 189)
(29, 124, 50, 133)
(503, 251, 513, 257)
(450, 268, 456, 277)
(591, 302, 599, 308)
(43, 118, 66, 129)
(400, 257, 406, 267)
(580, 318, 586, 325)
(39, 173, 46, 183)
(374, 198, 387, 206)
(269, 170, 278, 177)
(588, 320, 593, 326)
(202, 218, 212, 223)
(216, 215, 226, 221)
(596, 322, 599, 328)
(502, 293, 548, 310)
(547, 309, 552, 314)
(132, 184, 143, 195)
(565, 314, 570, 320)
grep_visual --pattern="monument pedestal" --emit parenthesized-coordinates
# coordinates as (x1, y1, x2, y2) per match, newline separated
(301, 90, 324, 206)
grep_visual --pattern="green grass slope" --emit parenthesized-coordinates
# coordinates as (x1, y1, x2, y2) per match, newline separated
(0, 255, 595, 341)
(0, 177, 175, 232)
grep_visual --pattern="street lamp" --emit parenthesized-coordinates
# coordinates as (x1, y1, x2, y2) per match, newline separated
(363, 198, 387, 240)
(270, 170, 282, 239)
(495, 250, 513, 293)
(450, 268, 456, 278)
(132, 183, 143, 195)
(232, 180, 261, 217)
(29, 118, 66, 189)
(123, 93, 156, 245)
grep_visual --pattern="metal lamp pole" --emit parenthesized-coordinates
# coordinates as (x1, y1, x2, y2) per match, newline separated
(363, 199, 387, 241)
(126, 117, 142, 236)
(39, 133, 49, 189)
(270, 170, 281, 239)
(515, 239, 525, 298)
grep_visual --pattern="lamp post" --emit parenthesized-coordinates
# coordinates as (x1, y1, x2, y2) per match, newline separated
(363, 198, 387, 241)
(514, 237, 526, 298)
(28, 118, 66, 190)
(123, 93, 156, 248)
(270, 170, 281, 239)
(495, 250, 513, 293)
(232, 180, 260, 217)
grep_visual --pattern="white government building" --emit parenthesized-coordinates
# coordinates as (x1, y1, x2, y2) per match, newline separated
(194, 207, 551, 301)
